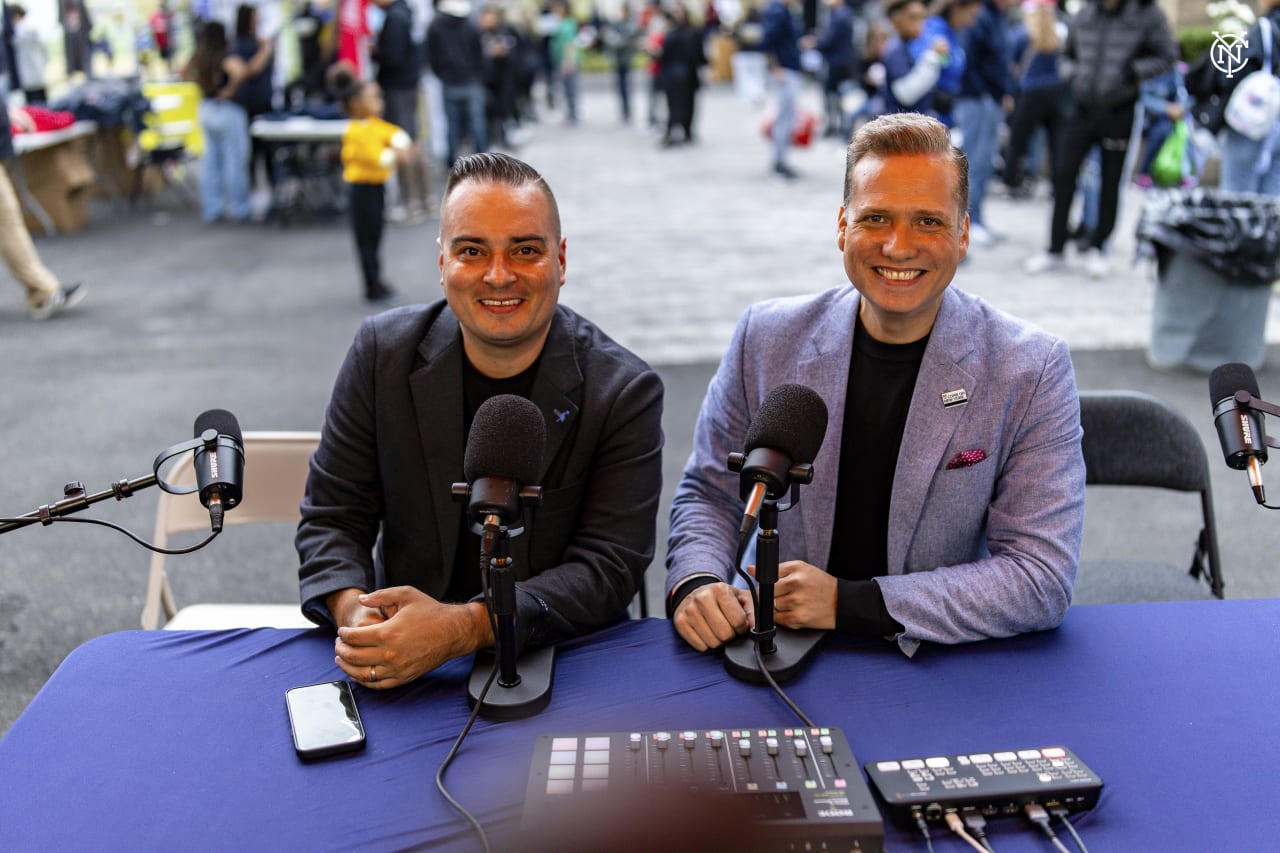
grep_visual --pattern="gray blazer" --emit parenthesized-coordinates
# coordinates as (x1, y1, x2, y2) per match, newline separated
(666, 286, 1085, 655)
(297, 301, 664, 649)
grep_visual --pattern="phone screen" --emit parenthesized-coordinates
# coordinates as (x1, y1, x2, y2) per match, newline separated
(285, 681, 366, 760)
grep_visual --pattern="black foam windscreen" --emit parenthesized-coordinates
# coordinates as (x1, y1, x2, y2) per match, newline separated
(1209, 362, 1261, 406)
(464, 394, 546, 485)
(193, 409, 243, 443)
(744, 384, 828, 464)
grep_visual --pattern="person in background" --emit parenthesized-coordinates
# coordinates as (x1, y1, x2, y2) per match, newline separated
(911, 0, 983, 127)
(374, 0, 429, 222)
(330, 64, 410, 303)
(1133, 63, 1189, 187)
(881, 0, 946, 117)
(427, 0, 489, 167)
(232, 4, 276, 200)
(666, 112, 1084, 658)
(479, 4, 519, 147)
(0, 85, 85, 320)
(549, 0, 582, 124)
(184, 20, 273, 223)
(657, 4, 705, 146)
(760, 0, 803, 179)
(1215, 0, 1280, 195)
(605, 1, 642, 123)
(1000, 0, 1065, 199)
(297, 152, 664, 688)
(1024, 0, 1177, 278)
(11, 5, 47, 105)
(810, 0, 858, 139)
(953, 0, 1015, 246)
(149, 1, 175, 74)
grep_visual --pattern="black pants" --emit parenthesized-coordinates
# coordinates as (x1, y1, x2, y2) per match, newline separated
(1049, 100, 1135, 253)
(1003, 81, 1065, 189)
(349, 182, 385, 294)
(665, 80, 696, 141)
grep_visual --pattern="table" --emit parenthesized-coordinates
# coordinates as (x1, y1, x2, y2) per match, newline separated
(9, 121, 99, 235)
(2, 600, 1278, 851)
(249, 118, 349, 224)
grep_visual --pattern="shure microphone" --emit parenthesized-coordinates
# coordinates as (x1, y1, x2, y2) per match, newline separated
(1210, 364, 1268, 505)
(736, 384, 829, 539)
(456, 394, 554, 720)
(463, 395, 546, 528)
(192, 409, 245, 532)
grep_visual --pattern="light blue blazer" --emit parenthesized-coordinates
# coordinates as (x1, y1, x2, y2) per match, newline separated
(665, 286, 1086, 656)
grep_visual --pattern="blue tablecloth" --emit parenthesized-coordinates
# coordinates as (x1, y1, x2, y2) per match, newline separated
(2, 600, 1278, 851)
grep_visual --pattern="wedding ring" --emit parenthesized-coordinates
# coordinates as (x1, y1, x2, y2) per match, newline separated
(369, 665, 377, 683)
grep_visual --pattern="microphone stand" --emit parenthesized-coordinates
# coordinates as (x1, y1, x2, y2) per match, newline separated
(723, 478, 826, 685)
(0, 475, 158, 535)
(452, 484, 555, 720)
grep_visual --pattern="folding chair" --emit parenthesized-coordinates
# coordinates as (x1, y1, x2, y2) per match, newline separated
(1075, 390, 1224, 602)
(130, 81, 203, 208)
(141, 431, 320, 629)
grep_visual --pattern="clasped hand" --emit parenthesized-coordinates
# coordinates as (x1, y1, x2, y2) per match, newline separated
(673, 561, 836, 651)
(331, 586, 490, 689)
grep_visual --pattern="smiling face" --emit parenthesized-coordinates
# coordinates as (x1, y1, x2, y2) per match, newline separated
(837, 152, 968, 344)
(438, 181, 566, 378)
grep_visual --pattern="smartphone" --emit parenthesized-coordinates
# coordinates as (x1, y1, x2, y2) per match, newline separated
(285, 680, 367, 760)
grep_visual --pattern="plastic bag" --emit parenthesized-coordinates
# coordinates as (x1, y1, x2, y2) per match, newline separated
(761, 108, 818, 147)
(1136, 188, 1280, 285)
(1150, 119, 1191, 188)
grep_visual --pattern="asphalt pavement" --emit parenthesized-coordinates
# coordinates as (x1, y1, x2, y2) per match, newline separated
(3, 75, 1279, 734)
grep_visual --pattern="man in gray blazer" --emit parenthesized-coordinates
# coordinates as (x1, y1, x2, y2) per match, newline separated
(666, 113, 1085, 657)
(298, 153, 664, 688)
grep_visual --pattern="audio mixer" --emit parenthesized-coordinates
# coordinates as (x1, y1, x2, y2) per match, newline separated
(523, 727, 884, 851)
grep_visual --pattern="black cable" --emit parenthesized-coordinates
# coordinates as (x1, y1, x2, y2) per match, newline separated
(753, 641, 815, 727)
(1050, 808, 1089, 853)
(434, 657, 498, 853)
(430, 525, 504, 853)
(0, 515, 220, 554)
(914, 812, 937, 853)
(1025, 804, 1071, 853)
(731, 520, 761, 616)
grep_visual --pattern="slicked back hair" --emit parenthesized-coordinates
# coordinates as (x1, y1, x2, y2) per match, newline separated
(842, 113, 969, 221)
(441, 153, 562, 239)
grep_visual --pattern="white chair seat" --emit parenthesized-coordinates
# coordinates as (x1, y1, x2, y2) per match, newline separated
(164, 604, 314, 631)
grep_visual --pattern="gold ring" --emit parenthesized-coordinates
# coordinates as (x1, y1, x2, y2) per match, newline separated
(369, 665, 377, 683)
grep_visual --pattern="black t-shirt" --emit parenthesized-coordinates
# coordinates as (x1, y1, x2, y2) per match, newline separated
(826, 315, 928, 637)
(445, 354, 541, 603)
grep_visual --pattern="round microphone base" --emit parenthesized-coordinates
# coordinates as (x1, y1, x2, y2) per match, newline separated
(468, 646, 556, 720)
(724, 627, 825, 684)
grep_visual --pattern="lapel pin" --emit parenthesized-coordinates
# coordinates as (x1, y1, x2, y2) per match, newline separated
(941, 389, 969, 409)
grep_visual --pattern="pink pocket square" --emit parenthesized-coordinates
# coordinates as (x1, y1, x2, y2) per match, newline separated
(946, 449, 987, 470)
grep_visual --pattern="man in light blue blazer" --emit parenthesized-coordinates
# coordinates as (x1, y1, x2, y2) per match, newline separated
(666, 112, 1085, 657)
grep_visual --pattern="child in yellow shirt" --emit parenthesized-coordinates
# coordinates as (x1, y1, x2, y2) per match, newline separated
(331, 65, 411, 302)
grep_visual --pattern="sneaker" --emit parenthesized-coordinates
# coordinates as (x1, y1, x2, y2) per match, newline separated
(30, 283, 86, 321)
(365, 283, 398, 303)
(1024, 252, 1065, 275)
(773, 162, 799, 181)
(1081, 248, 1110, 279)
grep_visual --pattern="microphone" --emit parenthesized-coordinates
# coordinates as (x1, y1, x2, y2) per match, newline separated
(454, 394, 554, 720)
(463, 395, 546, 528)
(735, 384, 829, 539)
(724, 384, 828, 686)
(192, 409, 245, 532)
(1210, 363, 1268, 505)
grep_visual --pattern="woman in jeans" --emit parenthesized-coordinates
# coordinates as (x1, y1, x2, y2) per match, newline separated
(184, 21, 273, 223)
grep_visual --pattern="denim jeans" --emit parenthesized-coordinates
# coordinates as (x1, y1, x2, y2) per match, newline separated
(954, 94, 1003, 227)
(197, 99, 251, 222)
(770, 68, 800, 167)
(1220, 127, 1280, 195)
(442, 83, 489, 166)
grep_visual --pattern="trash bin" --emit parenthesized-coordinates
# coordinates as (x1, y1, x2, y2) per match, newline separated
(1136, 189, 1280, 372)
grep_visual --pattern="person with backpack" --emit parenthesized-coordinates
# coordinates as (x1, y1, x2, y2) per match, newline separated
(1218, 0, 1280, 195)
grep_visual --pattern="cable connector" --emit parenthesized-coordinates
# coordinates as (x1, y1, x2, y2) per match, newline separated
(946, 810, 991, 853)
(963, 810, 994, 852)
(1026, 803, 1071, 853)
(1050, 806, 1089, 853)
(914, 811, 937, 853)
